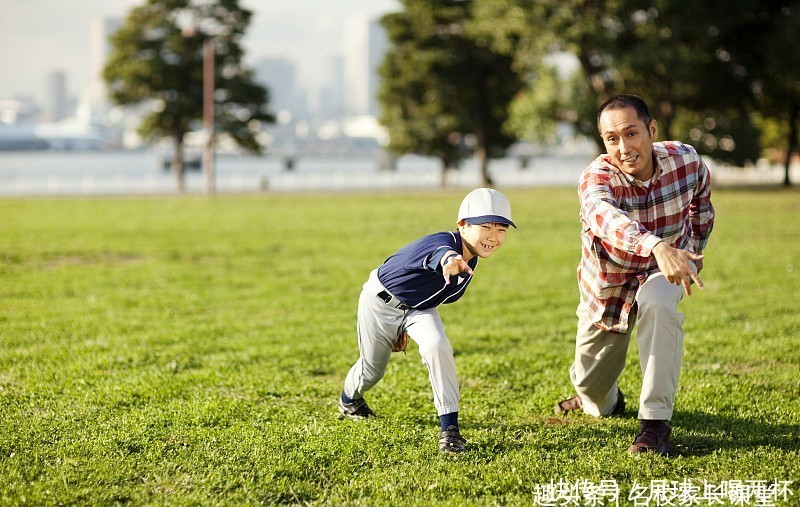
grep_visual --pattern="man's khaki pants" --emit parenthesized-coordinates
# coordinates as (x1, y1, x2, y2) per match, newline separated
(570, 272, 685, 421)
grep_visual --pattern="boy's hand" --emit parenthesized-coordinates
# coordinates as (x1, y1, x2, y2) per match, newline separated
(442, 252, 473, 285)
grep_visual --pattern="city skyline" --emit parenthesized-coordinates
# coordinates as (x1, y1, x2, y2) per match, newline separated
(0, 0, 399, 110)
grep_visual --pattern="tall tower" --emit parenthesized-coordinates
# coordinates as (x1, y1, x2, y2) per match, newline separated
(318, 56, 345, 119)
(46, 71, 68, 122)
(253, 57, 308, 120)
(343, 15, 388, 117)
(90, 16, 121, 124)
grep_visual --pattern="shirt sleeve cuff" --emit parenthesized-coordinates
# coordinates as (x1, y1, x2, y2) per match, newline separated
(637, 234, 663, 257)
(692, 235, 709, 253)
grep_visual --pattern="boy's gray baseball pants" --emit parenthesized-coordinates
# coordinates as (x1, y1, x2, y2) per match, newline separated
(343, 269, 460, 416)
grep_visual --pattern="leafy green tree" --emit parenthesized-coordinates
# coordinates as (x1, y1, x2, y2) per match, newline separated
(548, 0, 761, 164)
(471, 0, 558, 146)
(482, 0, 768, 165)
(379, 0, 525, 186)
(471, 0, 604, 148)
(715, 1, 800, 185)
(104, 0, 274, 191)
(504, 64, 561, 147)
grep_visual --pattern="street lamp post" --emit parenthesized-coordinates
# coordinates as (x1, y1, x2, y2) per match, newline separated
(183, 26, 216, 195)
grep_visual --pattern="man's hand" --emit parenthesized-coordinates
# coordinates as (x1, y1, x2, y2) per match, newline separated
(652, 242, 705, 296)
(441, 250, 473, 285)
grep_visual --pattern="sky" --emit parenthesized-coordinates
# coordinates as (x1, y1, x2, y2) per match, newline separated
(0, 0, 400, 106)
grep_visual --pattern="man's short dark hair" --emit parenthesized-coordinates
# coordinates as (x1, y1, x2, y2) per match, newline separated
(597, 94, 653, 132)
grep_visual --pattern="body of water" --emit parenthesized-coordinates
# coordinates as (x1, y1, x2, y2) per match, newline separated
(0, 149, 593, 196)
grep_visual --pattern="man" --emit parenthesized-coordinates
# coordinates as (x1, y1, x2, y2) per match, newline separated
(555, 94, 715, 456)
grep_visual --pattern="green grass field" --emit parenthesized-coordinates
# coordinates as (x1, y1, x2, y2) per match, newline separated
(1, 187, 798, 506)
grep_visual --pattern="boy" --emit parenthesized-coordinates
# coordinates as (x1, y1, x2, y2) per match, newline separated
(338, 188, 516, 454)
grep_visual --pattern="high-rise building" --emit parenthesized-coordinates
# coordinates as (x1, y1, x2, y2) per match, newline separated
(318, 56, 345, 119)
(46, 71, 68, 122)
(342, 15, 388, 117)
(90, 16, 121, 124)
(253, 57, 309, 120)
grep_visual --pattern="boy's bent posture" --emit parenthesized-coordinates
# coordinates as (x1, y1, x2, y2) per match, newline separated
(338, 188, 515, 454)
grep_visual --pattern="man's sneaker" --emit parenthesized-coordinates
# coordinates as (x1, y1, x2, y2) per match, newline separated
(337, 397, 376, 420)
(554, 388, 625, 416)
(438, 425, 467, 454)
(628, 419, 672, 456)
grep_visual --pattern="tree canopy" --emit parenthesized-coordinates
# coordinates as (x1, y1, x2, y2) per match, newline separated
(379, 0, 525, 186)
(472, 0, 800, 179)
(104, 0, 274, 190)
(387, 0, 799, 185)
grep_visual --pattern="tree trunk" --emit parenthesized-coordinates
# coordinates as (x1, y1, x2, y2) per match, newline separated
(784, 102, 799, 188)
(575, 52, 610, 156)
(477, 145, 492, 187)
(172, 134, 185, 192)
(657, 96, 674, 141)
(440, 155, 456, 188)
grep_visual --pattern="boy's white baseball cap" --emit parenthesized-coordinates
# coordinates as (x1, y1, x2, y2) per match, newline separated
(457, 188, 516, 228)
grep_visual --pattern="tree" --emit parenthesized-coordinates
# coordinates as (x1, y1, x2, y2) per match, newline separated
(379, 0, 525, 186)
(482, 0, 767, 166)
(715, 1, 800, 186)
(472, 0, 600, 147)
(104, 0, 274, 191)
(545, 0, 762, 164)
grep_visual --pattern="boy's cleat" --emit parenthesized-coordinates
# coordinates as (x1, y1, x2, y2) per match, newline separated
(438, 425, 467, 454)
(337, 397, 376, 420)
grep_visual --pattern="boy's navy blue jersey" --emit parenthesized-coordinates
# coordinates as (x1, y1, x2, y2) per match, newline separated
(377, 231, 478, 311)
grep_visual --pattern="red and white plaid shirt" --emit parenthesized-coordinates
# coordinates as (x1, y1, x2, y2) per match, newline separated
(577, 141, 715, 333)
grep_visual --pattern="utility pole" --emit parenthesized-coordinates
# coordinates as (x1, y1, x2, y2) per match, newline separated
(202, 35, 215, 195)
(184, 26, 217, 195)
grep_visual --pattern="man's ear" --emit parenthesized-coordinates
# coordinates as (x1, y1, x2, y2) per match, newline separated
(457, 219, 468, 228)
(649, 119, 658, 140)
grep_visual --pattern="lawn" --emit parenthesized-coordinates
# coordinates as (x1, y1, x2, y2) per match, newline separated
(0, 187, 798, 506)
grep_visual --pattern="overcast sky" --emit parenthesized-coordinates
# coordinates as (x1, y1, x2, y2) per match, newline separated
(0, 0, 400, 105)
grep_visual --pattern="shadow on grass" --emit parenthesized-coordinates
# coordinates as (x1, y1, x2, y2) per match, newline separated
(328, 398, 800, 458)
(461, 409, 800, 458)
(671, 410, 800, 457)
(464, 415, 632, 455)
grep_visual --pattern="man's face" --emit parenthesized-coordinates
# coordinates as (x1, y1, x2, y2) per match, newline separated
(599, 106, 658, 180)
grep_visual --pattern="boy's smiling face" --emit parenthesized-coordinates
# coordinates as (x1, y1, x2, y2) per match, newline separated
(458, 221, 508, 261)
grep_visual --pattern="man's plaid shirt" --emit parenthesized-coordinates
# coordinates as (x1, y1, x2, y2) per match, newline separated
(577, 141, 715, 333)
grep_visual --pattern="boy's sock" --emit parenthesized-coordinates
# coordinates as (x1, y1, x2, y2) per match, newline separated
(439, 412, 459, 431)
(341, 391, 355, 404)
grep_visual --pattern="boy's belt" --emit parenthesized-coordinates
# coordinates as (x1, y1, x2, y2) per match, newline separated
(377, 290, 410, 310)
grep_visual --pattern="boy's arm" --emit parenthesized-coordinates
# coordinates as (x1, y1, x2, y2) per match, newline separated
(440, 250, 473, 285)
